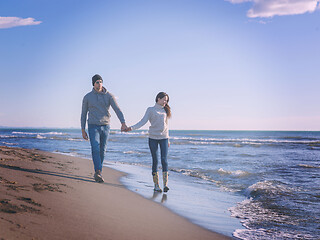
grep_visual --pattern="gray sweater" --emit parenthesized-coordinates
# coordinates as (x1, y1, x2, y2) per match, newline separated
(131, 103, 169, 139)
(81, 88, 125, 129)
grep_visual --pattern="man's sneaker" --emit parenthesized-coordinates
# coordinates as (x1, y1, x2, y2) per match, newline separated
(94, 171, 104, 183)
(163, 186, 169, 192)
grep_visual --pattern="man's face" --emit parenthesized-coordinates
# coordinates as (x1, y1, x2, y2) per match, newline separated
(94, 80, 103, 92)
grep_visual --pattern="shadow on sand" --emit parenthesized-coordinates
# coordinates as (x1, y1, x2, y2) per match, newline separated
(0, 163, 124, 189)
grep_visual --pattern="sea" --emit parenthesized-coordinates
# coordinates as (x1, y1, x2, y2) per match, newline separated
(0, 128, 319, 240)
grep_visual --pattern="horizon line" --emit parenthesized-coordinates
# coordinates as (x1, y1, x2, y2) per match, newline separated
(0, 126, 319, 132)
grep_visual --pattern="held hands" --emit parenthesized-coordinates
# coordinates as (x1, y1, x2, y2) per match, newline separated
(121, 123, 132, 132)
(121, 123, 128, 132)
(82, 124, 131, 140)
(124, 127, 132, 132)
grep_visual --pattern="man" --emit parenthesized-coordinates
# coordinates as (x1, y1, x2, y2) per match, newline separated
(81, 74, 128, 183)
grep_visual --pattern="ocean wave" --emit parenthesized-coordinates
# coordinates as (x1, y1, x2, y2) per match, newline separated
(245, 180, 297, 198)
(284, 136, 318, 141)
(233, 144, 242, 147)
(36, 134, 46, 139)
(169, 168, 252, 192)
(1, 142, 18, 146)
(108, 161, 150, 169)
(123, 150, 146, 155)
(298, 164, 320, 169)
(233, 227, 316, 240)
(170, 136, 320, 146)
(0, 135, 12, 138)
(171, 168, 221, 184)
(238, 154, 255, 157)
(12, 131, 67, 135)
(0, 132, 83, 142)
(172, 141, 224, 145)
(53, 151, 80, 157)
(218, 168, 251, 177)
(230, 198, 316, 240)
(67, 138, 83, 142)
(229, 198, 291, 223)
(110, 131, 148, 136)
(308, 142, 320, 149)
(48, 137, 83, 142)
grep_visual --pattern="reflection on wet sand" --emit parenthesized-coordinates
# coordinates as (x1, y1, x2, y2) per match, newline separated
(151, 191, 167, 203)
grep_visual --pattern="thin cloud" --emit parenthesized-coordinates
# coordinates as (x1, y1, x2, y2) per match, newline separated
(226, 0, 320, 18)
(0, 16, 42, 29)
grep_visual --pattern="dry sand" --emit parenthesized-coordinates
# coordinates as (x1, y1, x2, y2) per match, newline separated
(0, 146, 231, 240)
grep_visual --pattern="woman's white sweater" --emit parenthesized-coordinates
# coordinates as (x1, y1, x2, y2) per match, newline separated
(131, 103, 169, 139)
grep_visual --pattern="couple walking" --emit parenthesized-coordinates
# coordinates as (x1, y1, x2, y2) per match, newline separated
(81, 74, 171, 192)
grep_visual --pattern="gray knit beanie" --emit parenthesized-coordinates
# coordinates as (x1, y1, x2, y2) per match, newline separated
(92, 74, 103, 86)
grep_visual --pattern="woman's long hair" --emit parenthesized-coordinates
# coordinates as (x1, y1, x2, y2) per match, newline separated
(155, 92, 171, 118)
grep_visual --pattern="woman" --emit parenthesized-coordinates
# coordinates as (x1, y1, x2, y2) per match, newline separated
(126, 92, 171, 192)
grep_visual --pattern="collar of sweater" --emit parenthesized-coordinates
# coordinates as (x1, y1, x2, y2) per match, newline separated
(154, 103, 164, 109)
(92, 87, 107, 94)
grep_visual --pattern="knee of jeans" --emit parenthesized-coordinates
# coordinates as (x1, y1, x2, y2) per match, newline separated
(90, 142, 100, 150)
(100, 143, 107, 150)
(161, 156, 167, 161)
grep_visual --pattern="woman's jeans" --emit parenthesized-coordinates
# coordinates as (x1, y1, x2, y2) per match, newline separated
(148, 138, 168, 174)
(88, 124, 110, 172)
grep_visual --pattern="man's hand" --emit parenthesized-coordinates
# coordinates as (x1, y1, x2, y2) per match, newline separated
(121, 123, 128, 132)
(82, 129, 89, 140)
(125, 127, 132, 132)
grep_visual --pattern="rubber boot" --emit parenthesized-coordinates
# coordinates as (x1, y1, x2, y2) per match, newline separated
(152, 172, 162, 192)
(163, 171, 169, 192)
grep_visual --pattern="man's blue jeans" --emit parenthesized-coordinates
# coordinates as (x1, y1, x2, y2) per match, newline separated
(148, 138, 168, 174)
(88, 124, 110, 172)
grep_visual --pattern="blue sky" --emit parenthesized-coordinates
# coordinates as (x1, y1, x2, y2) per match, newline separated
(1, 0, 320, 130)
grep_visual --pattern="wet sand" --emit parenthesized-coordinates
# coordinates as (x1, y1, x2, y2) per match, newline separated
(0, 146, 231, 240)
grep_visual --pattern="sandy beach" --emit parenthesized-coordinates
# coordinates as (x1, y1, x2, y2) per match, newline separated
(0, 146, 230, 240)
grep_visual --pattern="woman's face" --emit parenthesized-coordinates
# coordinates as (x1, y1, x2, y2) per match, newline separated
(157, 96, 168, 107)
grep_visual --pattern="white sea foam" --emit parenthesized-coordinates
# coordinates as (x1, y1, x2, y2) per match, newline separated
(228, 198, 312, 240)
(44, 132, 66, 135)
(111, 131, 148, 136)
(66, 138, 83, 142)
(298, 164, 320, 169)
(233, 226, 316, 240)
(36, 134, 46, 139)
(246, 180, 297, 196)
(123, 151, 141, 154)
(53, 151, 80, 157)
(218, 168, 250, 177)
(12, 131, 38, 135)
(12, 131, 66, 135)
(1, 142, 17, 145)
(170, 136, 320, 146)
(0, 135, 12, 138)
(171, 168, 221, 184)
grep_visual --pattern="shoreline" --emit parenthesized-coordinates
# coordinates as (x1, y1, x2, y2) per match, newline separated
(108, 161, 244, 237)
(0, 146, 231, 240)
